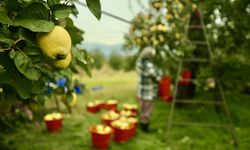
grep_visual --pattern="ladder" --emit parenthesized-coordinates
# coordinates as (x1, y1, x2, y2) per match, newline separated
(165, 7, 239, 147)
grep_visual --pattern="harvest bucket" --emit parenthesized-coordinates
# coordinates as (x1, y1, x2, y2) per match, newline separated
(127, 118, 138, 138)
(96, 102, 106, 110)
(112, 126, 132, 143)
(120, 110, 137, 118)
(124, 108, 138, 115)
(159, 75, 171, 101)
(102, 117, 118, 127)
(45, 119, 63, 132)
(105, 103, 117, 111)
(90, 126, 113, 150)
(128, 123, 137, 138)
(181, 70, 192, 86)
(87, 106, 99, 114)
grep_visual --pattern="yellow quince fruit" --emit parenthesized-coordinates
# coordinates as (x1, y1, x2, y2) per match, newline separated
(62, 91, 78, 107)
(53, 52, 72, 69)
(37, 26, 71, 60)
(69, 92, 77, 107)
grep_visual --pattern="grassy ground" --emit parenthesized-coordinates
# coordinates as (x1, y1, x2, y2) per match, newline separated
(1, 66, 250, 150)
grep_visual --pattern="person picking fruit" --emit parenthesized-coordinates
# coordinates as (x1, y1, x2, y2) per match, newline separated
(136, 46, 163, 132)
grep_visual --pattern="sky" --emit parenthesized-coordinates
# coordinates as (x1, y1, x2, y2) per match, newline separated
(72, 0, 149, 45)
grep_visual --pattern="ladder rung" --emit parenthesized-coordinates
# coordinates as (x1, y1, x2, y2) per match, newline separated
(190, 40, 208, 45)
(188, 25, 203, 29)
(175, 99, 222, 105)
(179, 78, 216, 83)
(182, 58, 209, 62)
(172, 121, 229, 128)
(179, 78, 206, 82)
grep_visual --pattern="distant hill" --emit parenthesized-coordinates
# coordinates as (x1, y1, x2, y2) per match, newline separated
(78, 42, 131, 57)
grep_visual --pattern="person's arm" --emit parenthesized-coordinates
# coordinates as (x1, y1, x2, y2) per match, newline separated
(146, 61, 163, 82)
(154, 68, 163, 82)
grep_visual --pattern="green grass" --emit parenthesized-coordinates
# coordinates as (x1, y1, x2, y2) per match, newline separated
(1, 67, 250, 150)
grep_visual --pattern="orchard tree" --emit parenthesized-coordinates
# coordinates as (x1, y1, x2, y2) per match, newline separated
(90, 49, 106, 70)
(124, 0, 196, 72)
(124, 0, 250, 89)
(0, 0, 101, 114)
(109, 52, 124, 71)
(196, 0, 250, 89)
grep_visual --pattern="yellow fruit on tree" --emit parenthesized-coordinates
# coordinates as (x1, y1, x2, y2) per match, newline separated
(69, 92, 77, 107)
(152, 1, 162, 9)
(62, 92, 77, 107)
(192, 3, 197, 11)
(37, 26, 71, 60)
(53, 52, 72, 69)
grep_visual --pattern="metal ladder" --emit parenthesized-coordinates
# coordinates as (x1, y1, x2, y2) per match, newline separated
(165, 8, 238, 147)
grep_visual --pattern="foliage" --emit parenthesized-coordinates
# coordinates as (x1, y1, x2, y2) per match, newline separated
(124, 0, 196, 71)
(125, 0, 250, 89)
(1, 71, 250, 149)
(197, 0, 250, 88)
(123, 55, 138, 72)
(198, 54, 250, 90)
(108, 52, 125, 71)
(0, 0, 101, 106)
(90, 49, 106, 70)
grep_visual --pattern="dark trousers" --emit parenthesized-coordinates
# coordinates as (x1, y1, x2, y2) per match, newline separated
(138, 99, 154, 124)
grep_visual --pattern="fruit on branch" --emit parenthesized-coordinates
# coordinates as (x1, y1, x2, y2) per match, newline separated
(53, 52, 72, 69)
(192, 3, 197, 12)
(37, 26, 72, 60)
(69, 92, 77, 107)
(62, 91, 78, 107)
(151, 1, 162, 10)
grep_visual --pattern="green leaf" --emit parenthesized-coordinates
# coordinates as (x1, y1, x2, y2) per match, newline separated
(79, 61, 92, 77)
(31, 80, 44, 94)
(66, 92, 73, 103)
(51, 4, 71, 19)
(0, 54, 33, 99)
(14, 2, 54, 32)
(86, 0, 101, 20)
(70, 64, 79, 73)
(0, 12, 14, 25)
(48, 0, 60, 7)
(72, 48, 92, 77)
(36, 94, 45, 105)
(9, 49, 16, 59)
(72, 48, 87, 64)
(15, 20, 54, 32)
(13, 51, 41, 81)
(65, 18, 84, 45)
(15, 2, 49, 20)
(19, 28, 37, 45)
(4, 0, 17, 11)
(0, 65, 6, 73)
(70, 4, 78, 17)
(23, 46, 42, 56)
(0, 33, 15, 45)
(35, 63, 54, 78)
